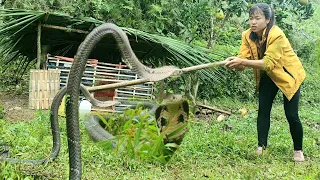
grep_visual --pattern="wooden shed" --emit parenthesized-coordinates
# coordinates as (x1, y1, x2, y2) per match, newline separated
(0, 8, 225, 110)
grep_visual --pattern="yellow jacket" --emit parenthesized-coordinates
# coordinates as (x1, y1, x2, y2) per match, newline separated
(237, 25, 306, 101)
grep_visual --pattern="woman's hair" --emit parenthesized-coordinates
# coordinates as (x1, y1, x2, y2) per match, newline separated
(249, 3, 275, 37)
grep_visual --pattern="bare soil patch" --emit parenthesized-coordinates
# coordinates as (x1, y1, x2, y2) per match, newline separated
(0, 91, 37, 122)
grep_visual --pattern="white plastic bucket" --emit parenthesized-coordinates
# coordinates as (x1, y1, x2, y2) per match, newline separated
(79, 99, 92, 117)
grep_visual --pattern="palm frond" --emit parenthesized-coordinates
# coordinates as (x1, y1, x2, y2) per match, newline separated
(0, 15, 34, 28)
(0, 8, 228, 84)
(123, 27, 225, 82)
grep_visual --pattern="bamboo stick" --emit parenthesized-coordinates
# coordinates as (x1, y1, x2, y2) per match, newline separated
(181, 60, 227, 73)
(116, 90, 153, 97)
(196, 103, 232, 115)
(87, 61, 227, 92)
(87, 78, 147, 92)
(42, 24, 89, 34)
(114, 96, 152, 101)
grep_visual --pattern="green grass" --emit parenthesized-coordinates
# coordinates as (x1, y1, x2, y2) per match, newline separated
(1, 58, 320, 179)
(1, 98, 319, 179)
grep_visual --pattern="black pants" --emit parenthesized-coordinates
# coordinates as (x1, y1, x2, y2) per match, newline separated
(257, 74, 303, 150)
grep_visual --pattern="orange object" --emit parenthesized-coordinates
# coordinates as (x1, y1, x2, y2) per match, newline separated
(55, 56, 98, 67)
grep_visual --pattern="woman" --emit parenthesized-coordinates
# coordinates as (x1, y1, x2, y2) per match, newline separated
(225, 3, 305, 162)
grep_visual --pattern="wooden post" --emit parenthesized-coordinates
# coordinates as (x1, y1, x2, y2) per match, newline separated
(42, 24, 89, 34)
(36, 22, 42, 69)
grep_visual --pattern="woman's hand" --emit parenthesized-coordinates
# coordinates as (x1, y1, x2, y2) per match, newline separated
(235, 65, 245, 71)
(225, 57, 265, 70)
(225, 57, 247, 71)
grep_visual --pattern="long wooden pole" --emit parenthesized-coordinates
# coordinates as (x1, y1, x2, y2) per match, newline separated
(181, 60, 227, 73)
(42, 24, 89, 34)
(36, 22, 42, 69)
(87, 60, 227, 92)
(87, 78, 147, 92)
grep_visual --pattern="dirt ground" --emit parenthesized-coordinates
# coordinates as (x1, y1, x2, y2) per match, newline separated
(0, 90, 232, 123)
(0, 91, 38, 122)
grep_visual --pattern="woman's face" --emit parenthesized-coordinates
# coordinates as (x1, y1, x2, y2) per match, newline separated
(249, 10, 270, 36)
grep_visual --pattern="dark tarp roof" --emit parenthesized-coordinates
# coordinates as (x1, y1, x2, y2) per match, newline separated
(5, 12, 170, 64)
(0, 9, 225, 82)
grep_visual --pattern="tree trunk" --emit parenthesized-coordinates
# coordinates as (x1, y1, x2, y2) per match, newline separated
(206, 15, 215, 49)
(36, 22, 42, 69)
(210, 12, 230, 49)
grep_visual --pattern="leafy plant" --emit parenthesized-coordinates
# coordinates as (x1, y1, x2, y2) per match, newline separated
(96, 107, 177, 163)
(0, 162, 27, 180)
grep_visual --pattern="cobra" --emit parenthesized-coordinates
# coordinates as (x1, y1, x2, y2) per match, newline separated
(65, 23, 182, 180)
(0, 23, 183, 179)
(0, 84, 118, 164)
(1, 23, 227, 179)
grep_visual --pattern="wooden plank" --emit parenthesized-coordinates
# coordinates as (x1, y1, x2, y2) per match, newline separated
(51, 70, 56, 106)
(28, 70, 34, 109)
(35, 70, 39, 109)
(44, 70, 49, 108)
(50, 70, 54, 108)
(39, 70, 43, 109)
(91, 108, 121, 113)
(133, 74, 137, 97)
(33, 70, 37, 109)
(58, 68, 137, 79)
(47, 69, 59, 109)
(53, 71, 58, 101)
(48, 59, 129, 72)
(196, 103, 232, 115)
(48, 57, 129, 69)
(116, 90, 153, 97)
(50, 70, 55, 106)
(116, 95, 153, 100)
(55, 75, 153, 85)
(114, 96, 152, 101)
(48, 59, 153, 83)
(93, 65, 97, 86)
(55, 70, 61, 96)
(118, 86, 153, 91)
(97, 61, 128, 68)
(48, 70, 53, 106)
(48, 70, 54, 108)
(34, 70, 37, 109)
(42, 70, 45, 109)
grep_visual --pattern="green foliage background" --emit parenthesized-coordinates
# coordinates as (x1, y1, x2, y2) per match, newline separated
(0, 0, 317, 101)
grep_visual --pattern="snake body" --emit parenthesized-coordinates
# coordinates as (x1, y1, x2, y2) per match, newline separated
(0, 85, 118, 164)
(1, 23, 187, 179)
(85, 99, 189, 148)
(66, 23, 186, 179)
(85, 101, 159, 143)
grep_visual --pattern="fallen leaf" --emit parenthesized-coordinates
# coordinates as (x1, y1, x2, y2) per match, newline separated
(217, 114, 226, 122)
(239, 108, 247, 116)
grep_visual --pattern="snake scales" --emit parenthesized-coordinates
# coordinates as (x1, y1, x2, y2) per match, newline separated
(65, 23, 186, 179)
(1, 23, 195, 179)
(0, 84, 118, 164)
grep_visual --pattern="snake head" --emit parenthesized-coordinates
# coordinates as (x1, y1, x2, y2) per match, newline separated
(171, 69, 183, 78)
